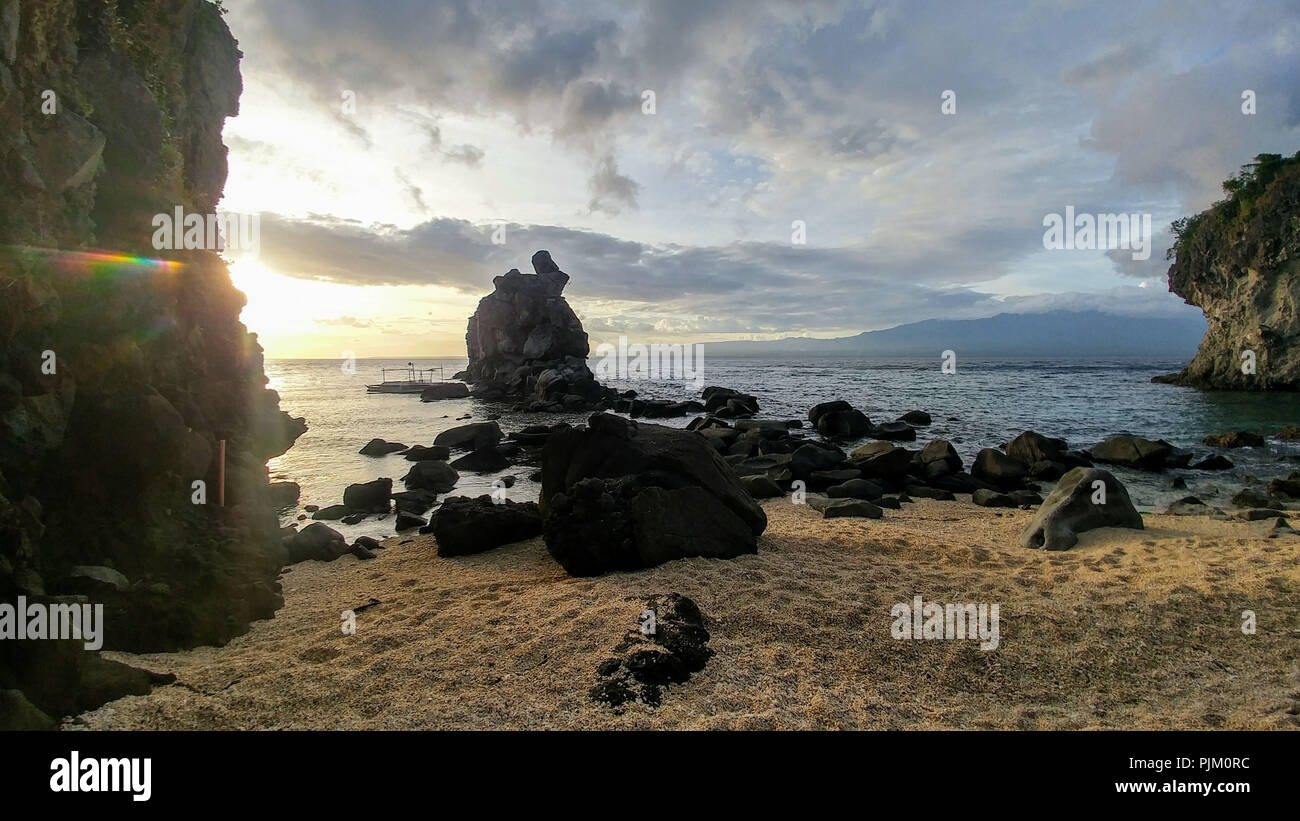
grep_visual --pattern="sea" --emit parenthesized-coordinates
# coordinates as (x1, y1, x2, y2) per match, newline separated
(266, 356, 1300, 541)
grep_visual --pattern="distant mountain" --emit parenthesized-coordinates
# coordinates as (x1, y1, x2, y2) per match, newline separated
(701, 310, 1207, 357)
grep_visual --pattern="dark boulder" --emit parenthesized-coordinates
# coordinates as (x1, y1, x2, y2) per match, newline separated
(1089, 435, 1172, 471)
(359, 438, 407, 456)
(871, 421, 916, 441)
(848, 442, 914, 481)
(1019, 467, 1143, 550)
(267, 481, 301, 509)
(591, 593, 711, 708)
(434, 421, 503, 452)
(740, 475, 783, 499)
(428, 495, 543, 557)
(919, 439, 962, 479)
(823, 499, 883, 519)
(972, 488, 1018, 508)
(419, 383, 470, 401)
(400, 460, 459, 493)
(827, 478, 884, 500)
(904, 485, 957, 501)
(971, 448, 1028, 487)
(1190, 454, 1234, 471)
(449, 448, 512, 472)
(816, 408, 872, 438)
(897, 410, 932, 426)
(790, 443, 848, 479)
(540, 417, 766, 575)
(311, 504, 349, 521)
(287, 523, 349, 564)
(342, 478, 392, 513)
(401, 444, 450, 461)
(808, 400, 853, 426)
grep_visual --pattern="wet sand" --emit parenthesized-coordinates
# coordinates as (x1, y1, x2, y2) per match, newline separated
(72, 499, 1300, 730)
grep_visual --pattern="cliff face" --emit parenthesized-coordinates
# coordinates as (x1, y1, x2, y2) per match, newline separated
(1157, 153, 1300, 390)
(0, 0, 303, 723)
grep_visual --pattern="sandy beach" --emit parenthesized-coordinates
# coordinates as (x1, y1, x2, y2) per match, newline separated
(71, 499, 1300, 731)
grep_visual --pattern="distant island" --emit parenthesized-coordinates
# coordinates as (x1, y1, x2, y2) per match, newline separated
(698, 310, 1207, 358)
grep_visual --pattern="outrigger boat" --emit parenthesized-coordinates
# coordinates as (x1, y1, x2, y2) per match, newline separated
(365, 363, 447, 394)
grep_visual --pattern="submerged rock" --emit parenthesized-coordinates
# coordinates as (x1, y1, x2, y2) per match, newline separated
(1203, 430, 1266, 449)
(1089, 435, 1172, 471)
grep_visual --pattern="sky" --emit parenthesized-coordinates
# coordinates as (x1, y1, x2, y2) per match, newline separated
(214, 0, 1300, 358)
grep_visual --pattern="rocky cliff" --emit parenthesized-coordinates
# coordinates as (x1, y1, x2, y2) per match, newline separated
(0, 0, 303, 726)
(1156, 152, 1300, 390)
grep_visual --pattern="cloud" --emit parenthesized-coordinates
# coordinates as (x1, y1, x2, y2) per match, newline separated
(220, 0, 1300, 337)
(315, 315, 373, 327)
(586, 153, 641, 214)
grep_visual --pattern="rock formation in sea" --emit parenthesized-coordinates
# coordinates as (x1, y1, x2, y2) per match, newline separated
(0, 0, 303, 725)
(458, 250, 619, 411)
(1156, 152, 1300, 390)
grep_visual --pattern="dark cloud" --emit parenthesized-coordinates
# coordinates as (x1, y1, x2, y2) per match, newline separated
(586, 153, 641, 214)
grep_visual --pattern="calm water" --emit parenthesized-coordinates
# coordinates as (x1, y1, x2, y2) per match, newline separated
(267, 356, 1300, 540)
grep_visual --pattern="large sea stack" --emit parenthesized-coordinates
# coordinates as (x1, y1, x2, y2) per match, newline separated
(459, 250, 617, 411)
(0, 0, 304, 725)
(1155, 152, 1300, 390)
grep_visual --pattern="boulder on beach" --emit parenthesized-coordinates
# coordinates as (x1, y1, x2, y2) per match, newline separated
(1019, 467, 1143, 550)
(590, 593, 712, 708)
(790, 443, 848, 479)
(427, 495, 543, 557)
(740, 475, 783, 499)
(419, 383, 470, 401)
(1089, 435, 1172, 471)
(971, 448, 1028, 487)
(822, 498, 883, 519)
(359, 438, 407, 456)
(848, 441, 913, 481)
(342, 478, 392, 513)
(919, 439, 962, 479)
(400, 460, 459, 493)
(539, 413, 766, 576)
(286, 523, 349, 564)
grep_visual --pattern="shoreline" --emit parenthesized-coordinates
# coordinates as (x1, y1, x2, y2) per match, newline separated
(71, 498, 1300, 731)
